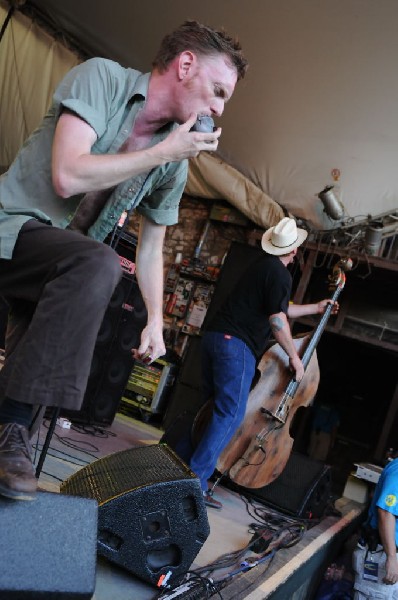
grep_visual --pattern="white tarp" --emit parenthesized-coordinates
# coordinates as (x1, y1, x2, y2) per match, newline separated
(187, 152, 285, 228)
(1, 0, 397, 228)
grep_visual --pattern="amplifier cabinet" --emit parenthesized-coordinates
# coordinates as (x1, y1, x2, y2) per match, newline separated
(119, 358, 177, 417)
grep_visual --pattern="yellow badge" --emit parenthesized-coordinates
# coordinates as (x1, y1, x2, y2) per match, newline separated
(385, 494, 397, 507)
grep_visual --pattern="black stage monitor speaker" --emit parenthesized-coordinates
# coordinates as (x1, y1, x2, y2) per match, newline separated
(63, 274, 147, 426)
(241, 452, 332, 519)
(60, 444, 210, 587)
(0, 492, 97, 599)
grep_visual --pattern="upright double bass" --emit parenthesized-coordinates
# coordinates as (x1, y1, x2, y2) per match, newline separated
(214, 257, 352, 489)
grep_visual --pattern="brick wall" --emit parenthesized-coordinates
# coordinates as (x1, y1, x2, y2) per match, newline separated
(127, 195, 260, 273)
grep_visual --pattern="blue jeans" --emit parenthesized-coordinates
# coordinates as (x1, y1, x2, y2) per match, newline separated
(189, 331, 256, 491)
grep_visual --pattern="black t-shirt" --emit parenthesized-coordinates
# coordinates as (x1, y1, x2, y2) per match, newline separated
(206, 254, 292, 358)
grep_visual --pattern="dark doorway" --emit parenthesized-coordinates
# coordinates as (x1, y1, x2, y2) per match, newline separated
(292, 331, 397, 494)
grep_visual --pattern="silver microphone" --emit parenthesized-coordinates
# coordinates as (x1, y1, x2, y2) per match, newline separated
(190, 116, 215, 133)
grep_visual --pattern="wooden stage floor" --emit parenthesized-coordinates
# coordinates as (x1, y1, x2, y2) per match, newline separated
(29, 413, 365, 600)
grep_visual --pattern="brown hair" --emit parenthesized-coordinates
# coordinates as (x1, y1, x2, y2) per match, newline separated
(153, 20, 248, 81)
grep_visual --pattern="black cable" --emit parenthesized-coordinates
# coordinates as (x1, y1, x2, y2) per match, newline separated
(41, 429, 100, 457)
(155, 495, 306, 599)
(32, 419, 105, 477)
(216, 549, 276, 585)
(40, 419, 106, 455)
(33, 417, 124, 484)
(193, 530, 272, 578)
(37, 470, 64, 483)
(241, 494, 320, 530)
(55, 435, 99, 455)
(71, 423, 117, 438)
(155, 571, 223, 600)
(32, 445, 92, 467)
(184, 572, 223, 599)
(192, 499, 306, 578)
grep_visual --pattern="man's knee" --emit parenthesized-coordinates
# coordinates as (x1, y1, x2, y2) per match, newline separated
(97, 244, 122, 281)
(84, 243, 122, 288)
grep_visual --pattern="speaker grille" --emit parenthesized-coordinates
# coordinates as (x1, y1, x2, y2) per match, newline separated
(61, 444, 197, 504)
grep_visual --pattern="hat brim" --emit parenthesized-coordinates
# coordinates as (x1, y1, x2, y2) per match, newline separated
(261, 227, 308, 255)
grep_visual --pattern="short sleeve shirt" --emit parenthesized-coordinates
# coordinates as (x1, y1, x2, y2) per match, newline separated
(0, 58, 188, 259)
(206, 253, 292, 358)
(368, 459, 398, 546)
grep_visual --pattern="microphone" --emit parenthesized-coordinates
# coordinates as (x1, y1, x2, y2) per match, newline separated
(190, 116, 215, 133)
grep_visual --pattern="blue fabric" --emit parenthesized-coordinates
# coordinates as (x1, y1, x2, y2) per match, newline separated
(368, 459, 398, 546)
(314, 577, 353, 600)
(189, 331, 256, 491)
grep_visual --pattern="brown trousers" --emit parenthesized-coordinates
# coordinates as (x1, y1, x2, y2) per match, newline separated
(0, 220, 122, 410)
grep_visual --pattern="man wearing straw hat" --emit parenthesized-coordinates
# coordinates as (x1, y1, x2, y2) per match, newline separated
(186, 217, 338, 509)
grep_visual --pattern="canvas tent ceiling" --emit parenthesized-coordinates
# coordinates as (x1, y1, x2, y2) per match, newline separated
(1, 0, 398, 229)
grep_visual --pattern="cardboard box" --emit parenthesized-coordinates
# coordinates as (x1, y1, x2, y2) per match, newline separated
(343, 474, 369, 503)
(354, 463, 383, 484)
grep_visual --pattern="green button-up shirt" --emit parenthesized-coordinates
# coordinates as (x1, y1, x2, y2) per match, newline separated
(0, 58, 188, 259)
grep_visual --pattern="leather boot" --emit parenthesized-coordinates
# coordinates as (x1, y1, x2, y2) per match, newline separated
(0, 423, 37, 500)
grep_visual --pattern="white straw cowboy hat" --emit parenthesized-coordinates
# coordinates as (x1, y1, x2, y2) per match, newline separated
(261, 217, 308, 256)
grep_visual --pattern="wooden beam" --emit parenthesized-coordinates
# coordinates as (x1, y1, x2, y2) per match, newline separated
(304, 242, 398, 272)
(293, 250, 315, 305)
(333, 293, 350, 334)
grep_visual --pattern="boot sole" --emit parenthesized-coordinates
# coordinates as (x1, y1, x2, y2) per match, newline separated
(0, 483, 37, 501)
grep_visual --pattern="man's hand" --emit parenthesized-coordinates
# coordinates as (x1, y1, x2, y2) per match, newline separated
(132, 321, 166, 365)
(289, 354, 305, 383)
(316, 299, 339, 315)
(287, 299, 339, 319)
(384, 555, 398, 585)
(152, 113, 221, 161)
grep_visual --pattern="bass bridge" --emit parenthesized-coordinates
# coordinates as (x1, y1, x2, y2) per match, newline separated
(260, 395, 291, 424)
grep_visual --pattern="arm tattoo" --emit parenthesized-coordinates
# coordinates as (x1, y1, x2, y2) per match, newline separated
(269, 315, 284, 333)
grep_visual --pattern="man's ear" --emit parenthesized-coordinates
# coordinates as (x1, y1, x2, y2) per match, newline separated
(178, 51, 196, 80)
